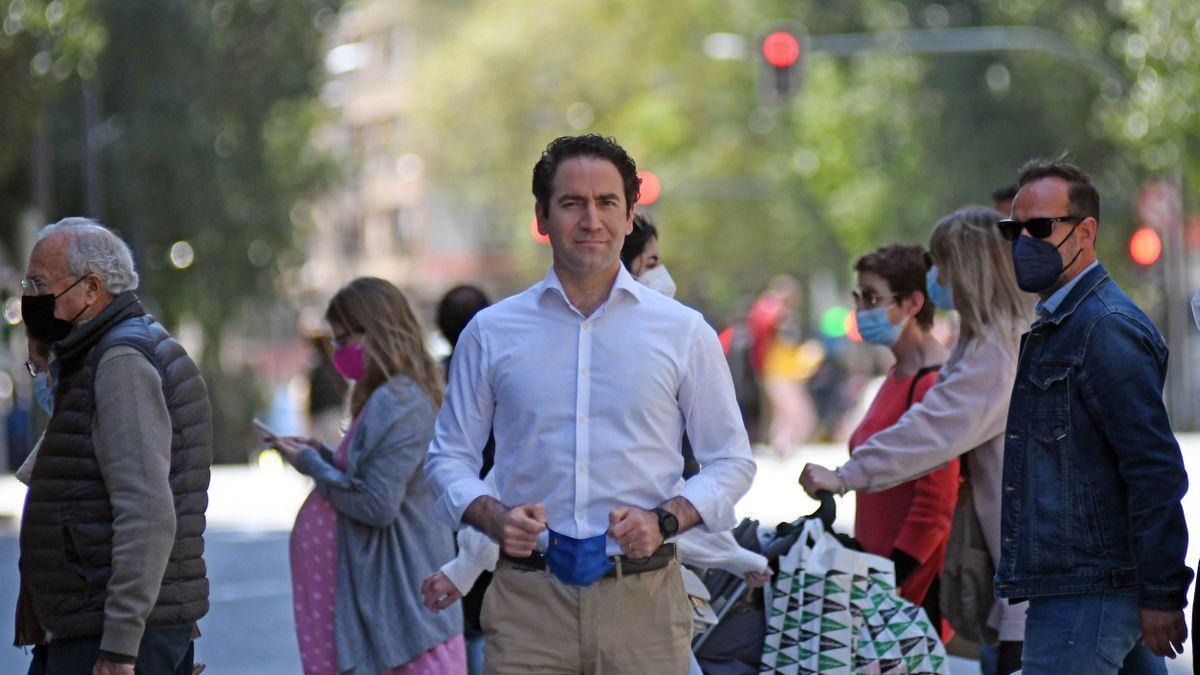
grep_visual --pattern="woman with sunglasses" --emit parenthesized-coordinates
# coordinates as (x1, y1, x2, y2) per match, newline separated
(267, 277, 465, 675)
(801, 207, 1031, 674)
(839, 244, 959, 628)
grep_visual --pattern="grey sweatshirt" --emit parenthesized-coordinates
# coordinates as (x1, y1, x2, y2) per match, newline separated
(92, 346, 177, 657)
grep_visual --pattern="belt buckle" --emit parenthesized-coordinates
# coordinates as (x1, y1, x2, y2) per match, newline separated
(613, 556, 623, 580)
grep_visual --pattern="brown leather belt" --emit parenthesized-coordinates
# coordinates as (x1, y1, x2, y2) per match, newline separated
(499, 543, 676, 579)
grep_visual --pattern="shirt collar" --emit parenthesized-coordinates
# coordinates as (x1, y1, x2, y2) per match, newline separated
(1035, 261, 1099, 318)
(536, 264, 644, 313)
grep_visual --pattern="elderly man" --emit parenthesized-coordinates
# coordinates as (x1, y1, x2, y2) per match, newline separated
(426, 134, 756, 673)
(17, 218, 212, 675)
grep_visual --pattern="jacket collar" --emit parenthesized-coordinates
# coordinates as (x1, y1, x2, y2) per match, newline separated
(1033, 263, 1109, 329)
(54, 291, 145, 367)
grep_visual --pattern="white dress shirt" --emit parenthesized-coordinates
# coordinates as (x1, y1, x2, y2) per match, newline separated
(426, 265, 756, 555)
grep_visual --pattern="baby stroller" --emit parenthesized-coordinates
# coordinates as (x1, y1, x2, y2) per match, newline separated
(690, 493, 949, 675)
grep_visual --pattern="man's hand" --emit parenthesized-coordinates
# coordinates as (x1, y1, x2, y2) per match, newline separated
(745, 568, 773, 589)
(93, 658, 135, 675)
(1140, 608, 1187, 657)
(799, 463, 842, 497)
(420, 571, 462, 613)
(608, 507, 662, 560)
(494, 504, 546, 557)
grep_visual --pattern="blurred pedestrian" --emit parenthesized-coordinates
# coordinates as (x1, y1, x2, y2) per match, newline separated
(801, 207, 1031, 672)
(843, 245, 957, 620)
(305, 334, 347, 447)
(992, 183, 1017, 218)
(620, 212, 676, 297)
(269, 277, 464, 675)
(17, 218, 211, 674)
(14, 338, 53, 484)
(434, 283, 493, 675)
(999, 161, 1189, 670)
(425, 134, 755, 673)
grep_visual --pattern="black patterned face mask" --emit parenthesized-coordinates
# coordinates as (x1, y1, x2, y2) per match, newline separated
(21, 276, 87, 344)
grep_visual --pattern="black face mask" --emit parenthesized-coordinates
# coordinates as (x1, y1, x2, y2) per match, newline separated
(21, 276, 89, 344)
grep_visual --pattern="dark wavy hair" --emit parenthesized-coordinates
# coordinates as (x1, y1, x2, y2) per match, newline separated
(435, 285, 491, 349)
(620, 213, 658, 270)
(532, 134, 641, 216)
(854, 244, 935, 329)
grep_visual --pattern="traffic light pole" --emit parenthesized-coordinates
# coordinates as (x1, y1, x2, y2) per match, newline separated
(806, 26, 1123, 88)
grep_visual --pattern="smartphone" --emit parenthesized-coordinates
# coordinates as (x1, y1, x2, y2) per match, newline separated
(251, 418, 279, 441)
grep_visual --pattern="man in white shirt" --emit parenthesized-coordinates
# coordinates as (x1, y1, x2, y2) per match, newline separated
(426, 134, 756, 673)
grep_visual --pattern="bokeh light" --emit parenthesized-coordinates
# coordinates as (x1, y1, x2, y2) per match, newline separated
(170, 241, 195, 269)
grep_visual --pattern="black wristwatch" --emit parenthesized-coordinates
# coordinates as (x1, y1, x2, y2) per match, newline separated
(652, 507, 679, 540)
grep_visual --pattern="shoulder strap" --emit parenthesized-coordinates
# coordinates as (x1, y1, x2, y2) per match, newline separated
(905, 365, 942, 409)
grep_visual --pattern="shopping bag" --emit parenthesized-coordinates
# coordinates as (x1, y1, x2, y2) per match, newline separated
(760, 519, 949, 674)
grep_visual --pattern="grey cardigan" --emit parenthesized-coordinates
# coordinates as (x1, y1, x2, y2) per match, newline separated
(295, 375, 461, 673)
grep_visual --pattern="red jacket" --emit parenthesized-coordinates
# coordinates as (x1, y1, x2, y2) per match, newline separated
(849, 369, 959, 605)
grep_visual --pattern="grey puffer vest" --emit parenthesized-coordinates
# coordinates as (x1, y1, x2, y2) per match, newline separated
(18, 292, 212, 640)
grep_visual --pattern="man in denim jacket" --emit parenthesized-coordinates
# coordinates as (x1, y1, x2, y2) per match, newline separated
(996, 159, 1192, 673)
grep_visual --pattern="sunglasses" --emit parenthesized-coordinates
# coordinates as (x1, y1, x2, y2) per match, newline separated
(851, 289, 899, 309)
(997, 216, 1084, 242)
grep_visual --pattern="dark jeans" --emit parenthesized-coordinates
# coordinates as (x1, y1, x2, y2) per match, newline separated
(28, 626, 194, 675)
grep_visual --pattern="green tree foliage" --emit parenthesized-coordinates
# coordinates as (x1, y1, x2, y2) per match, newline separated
(0, 0, 340, 461)
(405, 0, 1186, 324)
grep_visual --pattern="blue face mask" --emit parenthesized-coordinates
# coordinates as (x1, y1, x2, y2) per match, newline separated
(856, 307, 903, 346)
(1011, 222, 1082, 293)
(33, 372, 54, 415)
(543, 529, 614, 587)
(926, 266, 955, 311)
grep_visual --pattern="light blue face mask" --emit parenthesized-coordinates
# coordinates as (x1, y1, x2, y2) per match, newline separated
(543, 529, 614, 587)
(926, 266, 955, 311)
(856, 307, 903, 346)
(33, 372, 54, 415)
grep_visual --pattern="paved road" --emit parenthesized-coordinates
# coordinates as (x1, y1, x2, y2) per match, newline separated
(0, 443, 1195, 674)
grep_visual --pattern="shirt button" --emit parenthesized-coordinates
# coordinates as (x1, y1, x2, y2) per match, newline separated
(580, 367, 588, 376)
(578, 415, 586, 422)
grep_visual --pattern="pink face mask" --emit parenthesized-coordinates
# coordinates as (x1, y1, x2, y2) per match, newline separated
(332, 342, 366, 381)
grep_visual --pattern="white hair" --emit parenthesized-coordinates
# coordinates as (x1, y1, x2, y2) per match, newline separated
(36, 217, 140, 293)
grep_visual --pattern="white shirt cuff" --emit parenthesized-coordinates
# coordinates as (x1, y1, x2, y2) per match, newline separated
(435, 477, 497, 529)
(678, 475, 737, 533)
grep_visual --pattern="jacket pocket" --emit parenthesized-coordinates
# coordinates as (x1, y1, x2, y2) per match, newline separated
(60, 520, 89, 587)
(1074, 480, 1107, 557)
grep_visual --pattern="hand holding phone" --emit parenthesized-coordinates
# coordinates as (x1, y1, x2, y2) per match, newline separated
(252, 418, 279, 442)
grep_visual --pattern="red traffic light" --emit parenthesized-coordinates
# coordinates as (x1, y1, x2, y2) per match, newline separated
(762, 31, 801, 68)
(637, 171, 661, 205)
(1129, 227, 1162, 266)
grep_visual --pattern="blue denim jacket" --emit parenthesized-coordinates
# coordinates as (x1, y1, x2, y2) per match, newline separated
(995, 263, 1192, 610)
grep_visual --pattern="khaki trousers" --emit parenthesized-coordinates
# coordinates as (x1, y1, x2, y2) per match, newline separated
(481, 557, 693, 674)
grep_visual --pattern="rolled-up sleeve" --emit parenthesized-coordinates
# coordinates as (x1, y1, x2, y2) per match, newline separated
(677, 319, 756, 532)
(425, 320, 500, 528)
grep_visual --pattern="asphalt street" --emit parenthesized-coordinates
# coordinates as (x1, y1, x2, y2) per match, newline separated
(0, 443, 1195, 674)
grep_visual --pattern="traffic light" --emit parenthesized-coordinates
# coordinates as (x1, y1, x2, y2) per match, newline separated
(758, 26, 805, 106)
(1129, 227, 1162, 266)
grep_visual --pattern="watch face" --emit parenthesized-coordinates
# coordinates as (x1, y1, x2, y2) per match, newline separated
(657, 509, 679, 537)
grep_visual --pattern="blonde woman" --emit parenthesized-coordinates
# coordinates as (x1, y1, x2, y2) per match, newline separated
(800, 207, 1031, 674)
(268, 277, 464, 675)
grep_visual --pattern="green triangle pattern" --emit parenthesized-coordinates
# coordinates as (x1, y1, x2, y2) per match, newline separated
(816, 654, 845, 669)
(820, 616, 847, 633)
